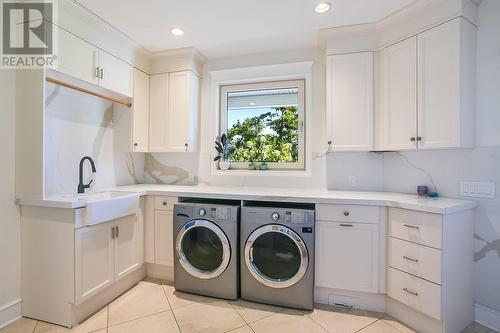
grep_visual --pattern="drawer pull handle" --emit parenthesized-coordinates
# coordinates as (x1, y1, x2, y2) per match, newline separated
(343, 211, 350, 216)
(403, 256, 419, 263)
(403, 224, 420, 230)
(340, 224, 353, 227)
(403, 288, 418, 296)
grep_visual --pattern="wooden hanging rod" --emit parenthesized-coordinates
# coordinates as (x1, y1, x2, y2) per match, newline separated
(45, 76, 132, 107)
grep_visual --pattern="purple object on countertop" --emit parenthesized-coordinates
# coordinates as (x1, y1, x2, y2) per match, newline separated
(417, 185, 428, 196)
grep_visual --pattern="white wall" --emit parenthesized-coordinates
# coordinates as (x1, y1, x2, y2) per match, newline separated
(0, 70, 21, 326)
(44, 83, 144, 195)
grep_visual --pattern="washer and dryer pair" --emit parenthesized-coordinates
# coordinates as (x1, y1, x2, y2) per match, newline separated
(173, 199, 315, 310)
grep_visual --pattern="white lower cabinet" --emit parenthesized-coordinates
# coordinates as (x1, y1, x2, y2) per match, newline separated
(387, 207, 474, 333)
(154, 210, 174, 266)
(388, 267, 441, 320)
(114, 214, 144, 280)
(315, 205, 380, 293)
(144, 196, 177, 268)
(316, 221, 379, 293)
(75, 222, 114, 304)
(75, 213, 143, 304)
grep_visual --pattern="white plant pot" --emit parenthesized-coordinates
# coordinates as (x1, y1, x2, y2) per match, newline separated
(219, 160, 231, 171)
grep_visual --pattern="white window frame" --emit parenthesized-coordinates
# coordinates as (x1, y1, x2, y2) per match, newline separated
(220, 80, 306, 170)
(209, 61, 313, 177)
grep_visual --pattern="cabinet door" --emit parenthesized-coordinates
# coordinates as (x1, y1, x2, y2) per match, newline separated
(154, 210, 174, 266)
(326, 53, 374, 151)
(54, 27, 99, 85)
(132, 69, 150, 152)
(149, 73, 169, 152)
(315, 221, 378, 293)
(166, 71, 196, 152)
(417, 20, 460, 149)
(98, 51, 133, 97)
(380, 37, 418, 150)
(114, 214, 142, 281)
(75, 223, 114, 304)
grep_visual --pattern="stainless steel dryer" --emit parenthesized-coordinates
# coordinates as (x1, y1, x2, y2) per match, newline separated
(240, 202, 315, 310)
(174, 199, 240, 300)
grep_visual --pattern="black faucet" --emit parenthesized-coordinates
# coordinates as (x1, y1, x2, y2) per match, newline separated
(78, 156, 96, 194)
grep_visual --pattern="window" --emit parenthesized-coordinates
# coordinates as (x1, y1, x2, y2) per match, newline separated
(220, 80, 305, 170)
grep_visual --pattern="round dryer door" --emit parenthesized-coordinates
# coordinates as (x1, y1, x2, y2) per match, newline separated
(176, 219, 231, 279)
(245, 224, 308, 289)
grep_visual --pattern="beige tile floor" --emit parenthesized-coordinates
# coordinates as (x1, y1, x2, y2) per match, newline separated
(1, 277, 496, 333)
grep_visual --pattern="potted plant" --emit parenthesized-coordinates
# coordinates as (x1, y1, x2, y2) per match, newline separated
(214, 134, 233, 171)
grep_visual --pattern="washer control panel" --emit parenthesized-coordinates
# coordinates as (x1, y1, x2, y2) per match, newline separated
(267, 210, 313, 224)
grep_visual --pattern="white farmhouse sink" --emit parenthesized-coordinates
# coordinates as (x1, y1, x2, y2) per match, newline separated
(74, 191, 139, 227)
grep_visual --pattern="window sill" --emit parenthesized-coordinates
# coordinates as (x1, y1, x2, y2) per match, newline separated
(211, 168, 311, 177)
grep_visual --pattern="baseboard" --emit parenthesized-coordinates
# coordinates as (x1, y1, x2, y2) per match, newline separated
(475, 303, 500, 331)
(146, 263, 174, 282)
(0, 298, 22, 329)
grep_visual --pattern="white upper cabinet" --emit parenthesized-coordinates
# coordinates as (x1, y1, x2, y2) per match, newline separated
(55, 27, 99, 86)
(51, 25, 133, 97)
(326, 52, 374, 151)
(149, 73, 169, 152)
(132, 69, 150, 152)
(376, 18, 476, 151)
(98, 51, 133, 97)
(149, 71, 199, 152)
(378, 37, 418, 150)
(417, 18, 475, 149)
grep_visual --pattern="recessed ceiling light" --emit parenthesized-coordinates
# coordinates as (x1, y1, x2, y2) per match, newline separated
(170, 28, 184, 36)
(315, 2, 331, 13)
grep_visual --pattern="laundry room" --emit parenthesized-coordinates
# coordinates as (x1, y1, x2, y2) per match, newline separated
(1, 0, 500, 332)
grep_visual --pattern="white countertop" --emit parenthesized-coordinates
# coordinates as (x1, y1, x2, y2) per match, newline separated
(18, 184, 477, 215)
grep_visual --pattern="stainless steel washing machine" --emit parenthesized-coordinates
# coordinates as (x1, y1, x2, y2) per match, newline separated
(174, 199, 240, 300)
(240, 202, 315, 310)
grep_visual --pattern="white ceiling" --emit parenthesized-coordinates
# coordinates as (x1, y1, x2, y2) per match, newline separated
(75, 0, 417, 59)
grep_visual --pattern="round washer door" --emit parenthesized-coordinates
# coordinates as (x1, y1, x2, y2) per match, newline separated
(245, 224, 308, 289)
(176, 219, 231, 279)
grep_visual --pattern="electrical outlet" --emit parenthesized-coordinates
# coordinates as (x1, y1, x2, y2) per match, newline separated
(348, 176, 357, 187)
(460, 181, 495, 199)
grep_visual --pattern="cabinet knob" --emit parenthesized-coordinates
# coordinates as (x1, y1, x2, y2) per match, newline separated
(134, 143, 138, 147)
(410, 137, 416, 142)
(343, 211, 350, 217)
(184, 143, 188, 151)
(163, 201, 167, 206)
(417, 136, 422, 141)
(327, 141, 332, 145)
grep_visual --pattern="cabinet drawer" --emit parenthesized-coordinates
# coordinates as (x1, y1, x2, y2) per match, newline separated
(389, 237, 441, 284)
(154, 196, 177, 211)
(389, 208, 442, 249)
(316, 204, 379, 224)
(388, 267, 441, 320)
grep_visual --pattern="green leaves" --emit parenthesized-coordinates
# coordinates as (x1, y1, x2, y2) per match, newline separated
(226, 106, 299, 163)
(214, 133, 234, 161)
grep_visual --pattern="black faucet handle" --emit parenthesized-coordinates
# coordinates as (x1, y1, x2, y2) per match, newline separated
(85, 179, 94, 189)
